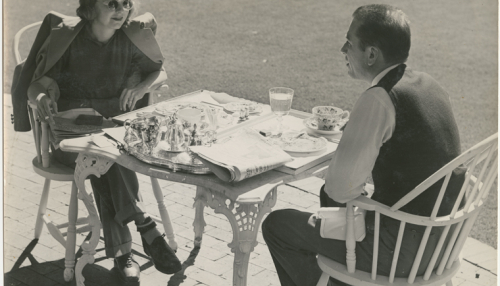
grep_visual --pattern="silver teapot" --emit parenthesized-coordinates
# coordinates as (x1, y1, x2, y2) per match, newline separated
(152, 114, 192, 153)
(162, 115, 187, 152)
(124, 116, 161, 154)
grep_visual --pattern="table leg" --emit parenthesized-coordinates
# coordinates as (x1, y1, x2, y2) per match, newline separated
(73, 153, 113, 286)
(203, 187, 278, 286)
(150, 177, 177, 251)
(193, 186, 208, 247)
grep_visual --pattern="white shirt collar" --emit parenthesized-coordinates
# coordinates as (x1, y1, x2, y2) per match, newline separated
(371, 64, 402, 87)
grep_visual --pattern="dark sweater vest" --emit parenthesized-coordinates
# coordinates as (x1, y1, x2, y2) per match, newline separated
(371, 65, 465, 217)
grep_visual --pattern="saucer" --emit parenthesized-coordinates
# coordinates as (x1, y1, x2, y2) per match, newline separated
(223, 101, 263, 114)
(155, 101, 206, 116)
(303, 117, 345, 135)
(263, 131, 328, 153)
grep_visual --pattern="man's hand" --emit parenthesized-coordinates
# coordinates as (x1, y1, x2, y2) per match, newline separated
(119, 85, 148, 112)
(36, 93, 58, 124)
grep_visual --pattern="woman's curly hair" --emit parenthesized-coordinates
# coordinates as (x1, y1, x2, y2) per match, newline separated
(76, 0, 137, 26)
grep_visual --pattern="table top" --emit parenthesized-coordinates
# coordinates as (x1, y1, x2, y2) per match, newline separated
(60, 90, 335, 202)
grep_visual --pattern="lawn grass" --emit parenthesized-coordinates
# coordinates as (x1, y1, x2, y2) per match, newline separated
(4, 0, 497, 248)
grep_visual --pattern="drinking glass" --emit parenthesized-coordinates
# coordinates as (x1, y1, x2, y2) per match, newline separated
(269, 87, 294, 135)
(204, 107, 219, 144)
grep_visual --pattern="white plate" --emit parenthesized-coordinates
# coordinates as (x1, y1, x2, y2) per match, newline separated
(223, 101, 263, 114)
(264, 132, 328, 153)
(303, 117, 345, 135)
(154, 101, 206, 116)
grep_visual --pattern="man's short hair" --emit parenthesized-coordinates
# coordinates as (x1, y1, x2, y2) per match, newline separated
(353, 4, 411, 64)
(76, 0, 136, 26)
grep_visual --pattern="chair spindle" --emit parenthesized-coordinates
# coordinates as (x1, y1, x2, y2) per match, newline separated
(446, 213, 480, 269)
(430, 172, 452, 220)
(474, 154, 498, 206)
(407, 226, 433, 283)
(371, 211, 380, 280)
(423, 224, 452, 280)
(436, 220, 464, 274)
(346, 203, 356, 273)
(41, 122, 50, 168)
(463, 145, 496, 211)
(389, 222, 406, 283)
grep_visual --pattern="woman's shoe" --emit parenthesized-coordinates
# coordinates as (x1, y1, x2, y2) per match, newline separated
(142, 233, 182, 274)
(137, 218, 182, 274)
(114, 253, 140, 283)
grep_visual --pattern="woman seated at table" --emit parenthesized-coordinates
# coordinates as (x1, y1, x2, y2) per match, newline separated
(25, 0, 181, 282)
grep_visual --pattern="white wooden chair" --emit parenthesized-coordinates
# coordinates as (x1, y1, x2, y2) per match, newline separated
(13, 19, 174, 282)
(13, 21, 89, 282)
(316, 133, 498, 286)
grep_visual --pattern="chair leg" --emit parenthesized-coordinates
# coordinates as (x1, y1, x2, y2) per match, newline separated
(34, 179, 51, 239)
(316, 272, 330, 286)
(64, 181, 78, 282)
(150, 177, 177, 251)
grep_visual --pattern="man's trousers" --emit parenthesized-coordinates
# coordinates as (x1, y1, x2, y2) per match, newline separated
(262, 185, 446, 286)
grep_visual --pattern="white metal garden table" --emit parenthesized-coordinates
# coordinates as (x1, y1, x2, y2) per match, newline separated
(59, 91, 337, 286)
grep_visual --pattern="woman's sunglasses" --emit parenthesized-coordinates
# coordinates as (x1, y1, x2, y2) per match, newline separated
(102, 0, 133, 11)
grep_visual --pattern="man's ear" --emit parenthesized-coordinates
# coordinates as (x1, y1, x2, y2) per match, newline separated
(366, 46, 379, 66)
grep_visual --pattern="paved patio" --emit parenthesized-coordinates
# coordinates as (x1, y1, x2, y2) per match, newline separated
(3, 100, 497, 286)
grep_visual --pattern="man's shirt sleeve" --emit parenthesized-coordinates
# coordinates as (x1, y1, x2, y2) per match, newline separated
(325, 87, 396, 203)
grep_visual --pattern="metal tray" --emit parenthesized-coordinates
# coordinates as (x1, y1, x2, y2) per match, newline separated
(125, 142, 212, 174)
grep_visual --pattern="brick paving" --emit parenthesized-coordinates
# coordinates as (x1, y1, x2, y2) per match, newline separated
(3, 100, 497, 286)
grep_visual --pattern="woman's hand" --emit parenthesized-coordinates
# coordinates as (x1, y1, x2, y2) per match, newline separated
(36, 93, 58, 124)
(119, 85, 149, 112)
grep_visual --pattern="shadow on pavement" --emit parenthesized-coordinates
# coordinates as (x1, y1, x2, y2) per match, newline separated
(168, 245, 201, 286)
(4, 232, 138, 286)
(4, 253, 127, 286)
(4, 234, 202, 286)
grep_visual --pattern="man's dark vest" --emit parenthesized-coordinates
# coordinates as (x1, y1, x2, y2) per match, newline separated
(371, 64, 465, 217)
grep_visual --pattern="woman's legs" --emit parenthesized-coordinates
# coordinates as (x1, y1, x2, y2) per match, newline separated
(52, 147, 143, 280)
(89, 164, 146, 257)
(53, 146, 181, 276)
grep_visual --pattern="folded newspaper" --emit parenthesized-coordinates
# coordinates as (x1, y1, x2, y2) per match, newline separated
(50, 117, 115, 142)
(189, 128, 293, 182)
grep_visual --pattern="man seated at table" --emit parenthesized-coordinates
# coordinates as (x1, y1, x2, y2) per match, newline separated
(262, 4, 465, 286)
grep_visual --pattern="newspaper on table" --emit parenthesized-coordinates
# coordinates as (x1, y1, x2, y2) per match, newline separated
(189, 128, 293, 182)
(48, 109, 116, 145)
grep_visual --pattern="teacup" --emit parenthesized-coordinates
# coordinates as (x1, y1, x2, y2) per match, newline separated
(312, 106, 350, 131)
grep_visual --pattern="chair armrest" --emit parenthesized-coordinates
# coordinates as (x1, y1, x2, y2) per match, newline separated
(148, 82, 169, 105)
(26, 102, 50, 167)
(349, 195, 389, 211)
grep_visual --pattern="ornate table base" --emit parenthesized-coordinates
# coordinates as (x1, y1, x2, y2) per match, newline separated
(73, 153, 113, 286)
(194, 186, 278, 286)
(73, 153, 278, 286)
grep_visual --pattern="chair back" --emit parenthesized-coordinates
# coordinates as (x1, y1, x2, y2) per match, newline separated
(345, 133, 498, 284)
(14, 21, 43, 65)
(14, 21, 50, 167)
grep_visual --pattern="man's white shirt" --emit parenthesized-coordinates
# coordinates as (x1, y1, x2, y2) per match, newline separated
(324, 64, 401, 202)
